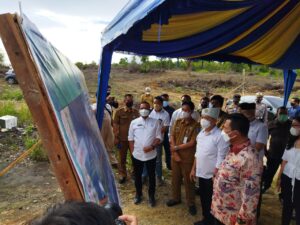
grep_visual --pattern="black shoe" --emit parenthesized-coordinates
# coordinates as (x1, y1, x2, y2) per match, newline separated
(134, 195, 142, 205)
(189, 205, 197, 216)
(149, 196, 156, 207)
(119, 177, 126, 184)
(166, 199, 181, 207)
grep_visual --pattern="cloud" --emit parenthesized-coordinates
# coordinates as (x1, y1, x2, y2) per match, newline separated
(32, 9, 110, 63)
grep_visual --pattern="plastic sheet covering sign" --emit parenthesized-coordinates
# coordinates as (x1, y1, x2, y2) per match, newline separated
(20, 15, 119, 204)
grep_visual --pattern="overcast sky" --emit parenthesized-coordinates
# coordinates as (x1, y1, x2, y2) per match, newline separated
(0, 0, 129, 65)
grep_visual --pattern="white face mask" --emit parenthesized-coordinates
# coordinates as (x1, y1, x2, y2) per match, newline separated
(221, 130, 231, 142)
(200, 118, 211, 129)
(139, 109, 150, 117)
(290, 127, 300, 136)
(180, 111, 190, 119)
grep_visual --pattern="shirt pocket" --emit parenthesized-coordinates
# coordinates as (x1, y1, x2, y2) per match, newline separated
(120, 115, 128, 125)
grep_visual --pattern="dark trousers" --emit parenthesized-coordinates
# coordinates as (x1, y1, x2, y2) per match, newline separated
(133, 157, 156, 198)
(281, 174, 300, 225)
(163, 132, 171, 170)
(199, 177, 214, 224)
(264, 157, 282, 190)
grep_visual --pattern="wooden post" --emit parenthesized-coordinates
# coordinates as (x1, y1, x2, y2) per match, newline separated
(0, 13, 83, 200)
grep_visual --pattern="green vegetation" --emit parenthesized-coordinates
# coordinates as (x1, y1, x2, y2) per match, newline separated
(24, 136, 48, 161)
(111, 56, 284, 77)
(0, 50, 4, 66)
(0, 101, 32, 126)
(75, 61, 98, 70)
(0, 88, 23, 101)
(22, 125, 48, 161)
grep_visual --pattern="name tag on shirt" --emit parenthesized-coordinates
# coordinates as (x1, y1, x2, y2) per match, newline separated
(183, 136, 188, 144)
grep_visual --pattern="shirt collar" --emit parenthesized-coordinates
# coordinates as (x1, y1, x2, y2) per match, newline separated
(202, 126, 218, 135)
(230, 139, 251, 154)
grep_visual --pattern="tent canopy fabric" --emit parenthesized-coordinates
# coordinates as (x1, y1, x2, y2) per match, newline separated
(96, 0, 300, 127)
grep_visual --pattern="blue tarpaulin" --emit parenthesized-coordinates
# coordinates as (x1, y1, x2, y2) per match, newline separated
(97, 0, 300, 126)
(284, 70, 297, 106)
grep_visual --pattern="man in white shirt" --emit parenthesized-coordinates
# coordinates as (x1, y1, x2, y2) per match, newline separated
(190, 108, 230, 225)
(169, 95, 200, 134)
(239, 103, 268, 159)
(149, 96, 170, 184)
(128, 101, 163, 207)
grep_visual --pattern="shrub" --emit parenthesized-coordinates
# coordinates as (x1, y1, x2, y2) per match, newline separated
(24, 136, 48, 161)
(0, 101, 32, 127)
(0, 88, 23, 101)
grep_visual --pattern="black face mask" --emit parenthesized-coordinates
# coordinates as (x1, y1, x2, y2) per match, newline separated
(126, 101, 133, 108)
(110, 101, 119, 109)
(291, 103, 296, 107)
(201, 103, 208, 109)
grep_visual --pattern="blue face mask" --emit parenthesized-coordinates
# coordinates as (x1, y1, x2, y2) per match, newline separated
(163, 101, 169, 107)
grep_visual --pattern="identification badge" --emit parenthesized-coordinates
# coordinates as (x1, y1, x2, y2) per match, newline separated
(183, 136, 188, 144)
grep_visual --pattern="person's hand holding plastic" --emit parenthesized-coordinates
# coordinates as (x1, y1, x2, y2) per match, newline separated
(118, 215, 138, 225)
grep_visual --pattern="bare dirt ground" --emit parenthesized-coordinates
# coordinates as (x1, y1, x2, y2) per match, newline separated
(1, 68, 298, 225)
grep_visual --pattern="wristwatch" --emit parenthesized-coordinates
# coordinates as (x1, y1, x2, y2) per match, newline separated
(174, 146, 179, 151)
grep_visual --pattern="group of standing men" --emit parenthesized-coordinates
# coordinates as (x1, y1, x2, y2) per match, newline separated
(97, 86, 299, 225)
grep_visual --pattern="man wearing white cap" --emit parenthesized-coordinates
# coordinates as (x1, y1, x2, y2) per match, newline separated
(255, 92, 268, 124)
(190, 108, 230, 225)
(140, 87, 154, 108)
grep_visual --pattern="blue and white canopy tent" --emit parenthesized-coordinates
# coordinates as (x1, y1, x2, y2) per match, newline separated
(96, 0, 300, 127)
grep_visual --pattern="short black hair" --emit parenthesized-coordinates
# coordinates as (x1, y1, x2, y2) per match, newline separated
(161, 93, 169, 98)
(154, 96, 164, 103)
(29, 201, 118, 225)
(140, 101, 150, 108)
(201, 96, 209, 102)
(292, 97, 300, 104)
(211, 95, 224, 106)
(277, 106, 287, 113)
(182, 101, 195, 111)
(181, 95, 191, 102)
(233, 94, 241, 99)
(124, 94, 133, 98)
(226, 113, 249, 137)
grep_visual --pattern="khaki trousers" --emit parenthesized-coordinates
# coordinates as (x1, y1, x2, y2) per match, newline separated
(171, 159, 195, 206)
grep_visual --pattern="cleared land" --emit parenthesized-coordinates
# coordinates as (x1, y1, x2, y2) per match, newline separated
(0, 68, 298, 225)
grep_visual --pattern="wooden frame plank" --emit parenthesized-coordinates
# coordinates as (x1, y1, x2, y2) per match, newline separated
(0, 13, 84, 200)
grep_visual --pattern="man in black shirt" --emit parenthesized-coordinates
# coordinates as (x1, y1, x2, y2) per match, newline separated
(263, 106, 292, 193)
(161, 93, 175, 170)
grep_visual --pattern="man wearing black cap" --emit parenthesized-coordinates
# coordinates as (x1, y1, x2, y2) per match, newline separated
(238, 103, 268, 157)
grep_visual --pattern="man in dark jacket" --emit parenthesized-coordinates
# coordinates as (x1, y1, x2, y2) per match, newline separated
(161, 93, 175, 170)
(262, 106, 292, 193)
